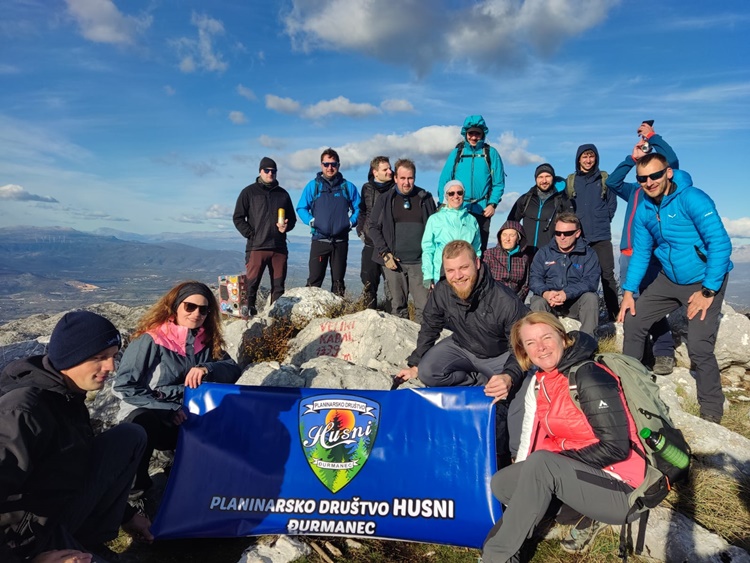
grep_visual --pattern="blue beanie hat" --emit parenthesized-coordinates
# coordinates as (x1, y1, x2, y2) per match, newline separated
(47, 311, 122, 370)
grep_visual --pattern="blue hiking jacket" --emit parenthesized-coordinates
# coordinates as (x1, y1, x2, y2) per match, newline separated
(296, 172, 360, 241)
(569, 144, 617, 242)
(623, 170, 733, 293)
(529, 236, 601, 300)
(606, 134, 679, 252)
(437, 115, 505, 215)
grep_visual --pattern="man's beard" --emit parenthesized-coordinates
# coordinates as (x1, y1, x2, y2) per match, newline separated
(449, 270, 478, 300)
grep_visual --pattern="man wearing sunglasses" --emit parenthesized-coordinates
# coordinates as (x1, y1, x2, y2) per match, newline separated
(297, 148, 361, 296)
(618, 153, 733, 423)
(529, 212, 601, 336)
(233, 157, 297, 316)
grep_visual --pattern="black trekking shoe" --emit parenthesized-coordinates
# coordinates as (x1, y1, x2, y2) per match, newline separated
(652, 356, 675, 376)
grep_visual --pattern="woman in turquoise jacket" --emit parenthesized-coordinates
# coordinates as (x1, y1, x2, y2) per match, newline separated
(421, 180, 481, 286)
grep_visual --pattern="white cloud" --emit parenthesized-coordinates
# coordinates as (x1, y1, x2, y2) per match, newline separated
(380, 99, 414, 113)
(662, 82, 750, 103)
(723, 217, 750, 238)
(164, 85, 176, 96)
(0, 64, 20, 74)
(287, 125, 461, 171)
(174, 204, 231, 224)
(153, 152, 218, 177)
(265, 94, 302, 114)
(65, 0, 151, 45)
(670, 13, 750, 30)
(497, 131, 544, 166)
(237, 84, 256, 101)
(0, 184, 59, 203)
(259, 135, 287, 149)
(303, 96, 380, 119)
(228, 111, 247, 124)
(66, 207, 129, 221)
(172, 12, 228, 73)
(284, 0, 617, 73)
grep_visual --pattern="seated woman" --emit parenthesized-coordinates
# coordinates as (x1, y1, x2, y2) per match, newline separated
(421, 180, 481, 288)
(482, 220, 530, 301)
(114, 281, 241, 493)
(482, 312, 645, 562)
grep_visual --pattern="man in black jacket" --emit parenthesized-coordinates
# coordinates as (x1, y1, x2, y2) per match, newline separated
(1, 311, 151, 562)
(233, 157, 297, 316)
(397, 240, 529, 465)
(368, 159, 436, 323)
(356, 156, 394, 310)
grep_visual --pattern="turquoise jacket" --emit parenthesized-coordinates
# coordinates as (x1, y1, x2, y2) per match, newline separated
(623, 169, 733, 293)
(437, 115, 505, 215)
(421, 206, 481, 283)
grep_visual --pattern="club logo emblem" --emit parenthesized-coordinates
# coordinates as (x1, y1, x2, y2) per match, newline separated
(299, 394, 380, 493)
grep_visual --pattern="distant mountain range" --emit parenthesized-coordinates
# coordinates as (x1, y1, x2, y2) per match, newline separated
(0, 226, 747, 323)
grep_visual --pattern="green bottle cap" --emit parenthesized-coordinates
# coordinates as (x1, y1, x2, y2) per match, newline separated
(639, 428, 652, 439)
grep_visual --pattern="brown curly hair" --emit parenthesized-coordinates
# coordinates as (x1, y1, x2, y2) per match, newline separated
(132, 281, 226, 359)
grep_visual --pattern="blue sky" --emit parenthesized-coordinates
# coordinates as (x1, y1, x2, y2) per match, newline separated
(2, 0, 749, 246)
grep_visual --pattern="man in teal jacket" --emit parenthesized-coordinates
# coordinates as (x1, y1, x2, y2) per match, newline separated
(618, 153, 733, 423)
(438, 115, 505, 252)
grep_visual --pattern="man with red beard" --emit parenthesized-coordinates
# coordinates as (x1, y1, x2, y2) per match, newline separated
(397, 240, 528, 466)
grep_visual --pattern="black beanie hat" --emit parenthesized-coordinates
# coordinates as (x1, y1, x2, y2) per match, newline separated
(47, 311, 122, 371)
(173, 282, 215, 313)
(534, 163, 555, 179)
(259, 157, 277, 171)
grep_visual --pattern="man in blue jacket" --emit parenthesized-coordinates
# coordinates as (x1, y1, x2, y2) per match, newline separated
(607, 123, 679, 375)
(618, 153, 733, 423)
(529, 212, 601, 336)
(438, 115, 505, 252)
(568, 144, 619, 321)
(297, 148, 360, 296)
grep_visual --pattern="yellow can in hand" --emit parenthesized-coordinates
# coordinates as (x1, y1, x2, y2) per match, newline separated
(278, 208, 285, 223)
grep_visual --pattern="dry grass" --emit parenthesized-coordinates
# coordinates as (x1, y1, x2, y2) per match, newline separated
(242, 318, 299, 363)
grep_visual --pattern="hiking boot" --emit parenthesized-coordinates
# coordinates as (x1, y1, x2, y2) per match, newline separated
(700, 413, 722, 424)
(652, 356, 675, 376)
(560, 519, 608, 554)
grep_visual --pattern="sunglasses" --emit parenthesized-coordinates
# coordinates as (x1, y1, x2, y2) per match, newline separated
(635, 167, 668, 184)
(183, 302, 209, 316)
(554, 229, 579, 237)
(447, 190, 464, 197)
(321, 162, 340, 168)
(262, 168, 277, 174)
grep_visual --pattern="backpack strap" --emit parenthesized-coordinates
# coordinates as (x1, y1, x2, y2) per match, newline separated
(450, 141, 465, 180)
(451, 141, 495, 186)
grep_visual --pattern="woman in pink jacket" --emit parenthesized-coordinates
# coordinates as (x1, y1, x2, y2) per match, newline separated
(482, 312, 645, 562)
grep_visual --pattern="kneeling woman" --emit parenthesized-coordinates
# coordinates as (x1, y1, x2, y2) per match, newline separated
(482, 312, 645, 562)
(114, 281, 241, 492)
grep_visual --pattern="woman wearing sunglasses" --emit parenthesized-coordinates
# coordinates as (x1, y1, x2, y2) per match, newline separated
(421, 180, 482, 288)
(114, 281, 240, 495)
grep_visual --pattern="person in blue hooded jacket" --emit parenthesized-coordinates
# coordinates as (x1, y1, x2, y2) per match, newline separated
(617, 153, 733, 423)
(297, 148, 360, 296)
(606, 122, 679, 375)
(568, 144, 619, 321)
(438, 115, 505, 252)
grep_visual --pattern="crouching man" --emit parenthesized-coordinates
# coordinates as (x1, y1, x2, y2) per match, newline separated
(1, 311, 152, 562)
(397, 240, 529, 466)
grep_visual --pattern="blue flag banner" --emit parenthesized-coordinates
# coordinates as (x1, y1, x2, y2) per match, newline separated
(151, 384, 501, 548)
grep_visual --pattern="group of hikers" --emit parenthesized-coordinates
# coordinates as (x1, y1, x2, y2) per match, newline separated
(0, 116, 732, 562)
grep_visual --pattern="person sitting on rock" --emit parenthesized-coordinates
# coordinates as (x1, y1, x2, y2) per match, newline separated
(482, 220, 531, 302)
(113, 281, 241, 497)
(396, 240, 528, 466)
(529, 212, 601, 336)
(1, 311, 153, 563)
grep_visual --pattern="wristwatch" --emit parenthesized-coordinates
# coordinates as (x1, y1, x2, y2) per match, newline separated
(701, 286, 717, 298)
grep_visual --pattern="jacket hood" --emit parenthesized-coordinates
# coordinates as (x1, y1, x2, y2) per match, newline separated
(498, 219, 527, 250)
(556, 331, 598, 373)
(460, 115, 489, 140)
(0, 355, 71, 397)
(365, 178, 395, 194)
(316, 171, 344, 187)
(575, 143, 600, 174)
(671, 169, 694, 190)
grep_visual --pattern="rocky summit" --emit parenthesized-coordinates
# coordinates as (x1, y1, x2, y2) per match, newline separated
(2, 290, 750, 562)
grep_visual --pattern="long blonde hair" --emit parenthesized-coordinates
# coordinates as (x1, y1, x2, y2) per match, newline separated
(510, 312, 575, 371)
(132, 281, 226, 359)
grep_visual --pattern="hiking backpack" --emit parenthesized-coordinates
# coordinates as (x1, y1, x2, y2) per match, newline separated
(450, 141, 494, 187)
(565, 171, 609, 199)
(568, 353, 691, 561)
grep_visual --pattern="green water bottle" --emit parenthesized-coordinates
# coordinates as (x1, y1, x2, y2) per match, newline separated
(640, 428, 689, 469)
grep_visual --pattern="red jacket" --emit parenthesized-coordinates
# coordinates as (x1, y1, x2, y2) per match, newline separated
(528, 334, 646, 488)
